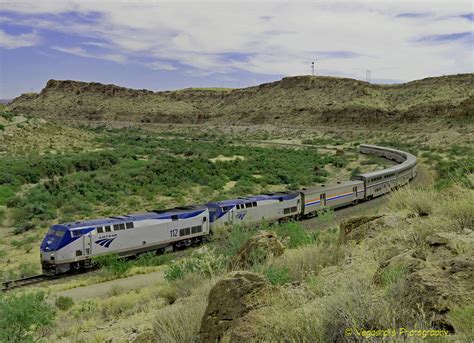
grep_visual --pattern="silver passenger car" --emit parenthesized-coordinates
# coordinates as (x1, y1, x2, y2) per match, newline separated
(300, 180, 365, 217)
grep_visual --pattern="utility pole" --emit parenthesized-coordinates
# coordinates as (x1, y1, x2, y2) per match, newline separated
(366, 69, 371, 83)
(311, 61, 315, 76)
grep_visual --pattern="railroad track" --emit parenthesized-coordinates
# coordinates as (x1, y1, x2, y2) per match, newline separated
(1, 274, 52, 292)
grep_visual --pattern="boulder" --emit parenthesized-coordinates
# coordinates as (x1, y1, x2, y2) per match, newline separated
(198, 271, 269, 343)
(375, 231, 474, 332)
(339, 215, 383, 243)
(228, 231, 285, 269)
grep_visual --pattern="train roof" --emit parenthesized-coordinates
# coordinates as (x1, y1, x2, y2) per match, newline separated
(207, 191, 299, 207)
(358, 144, 417, 179)
(62, 205, 207, 229)
(300, 180, 362, 194)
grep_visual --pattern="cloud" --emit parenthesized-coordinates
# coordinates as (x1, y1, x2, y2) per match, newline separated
(1, 0, 473, 81)
(147, 61, 178, 71)
(417, 32, 473, 44)
(52, 46, 126, 63)
(0, 29, 39, 49)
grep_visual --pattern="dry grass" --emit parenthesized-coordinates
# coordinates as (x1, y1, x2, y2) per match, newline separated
(389, 187, 437, 217)
(152, 276, 217, 342)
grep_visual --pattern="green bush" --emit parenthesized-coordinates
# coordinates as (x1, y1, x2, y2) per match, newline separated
(93, 254, 131, 276)
(0, 292, 55, 343)
(262, 265, 292, 285)
(55, 296, 74, 311)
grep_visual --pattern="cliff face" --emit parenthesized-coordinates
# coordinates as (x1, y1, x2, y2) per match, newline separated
(8, 74, 474, 126)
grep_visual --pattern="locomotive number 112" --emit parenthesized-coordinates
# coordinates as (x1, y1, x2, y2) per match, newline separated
(170, 229, 178, 237)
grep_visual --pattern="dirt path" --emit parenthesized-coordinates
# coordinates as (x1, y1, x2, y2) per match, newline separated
(55, 270, 164, 301)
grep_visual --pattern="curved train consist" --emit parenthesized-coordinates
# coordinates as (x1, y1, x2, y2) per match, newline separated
(40, 144, 417, 275)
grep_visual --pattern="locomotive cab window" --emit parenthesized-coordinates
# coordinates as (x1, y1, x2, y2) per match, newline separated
(104, 226, 111, 232)
(96, 226, 104, 233)
(171, 215, 178, 221)
(252, 202, 257, 207)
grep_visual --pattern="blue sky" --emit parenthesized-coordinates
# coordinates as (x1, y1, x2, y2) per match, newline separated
(0, 1, 472, 98)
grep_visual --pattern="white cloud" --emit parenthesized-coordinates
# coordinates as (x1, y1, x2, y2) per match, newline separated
(52, 46, 126, 63)
(2, 0, 473, 81)
(0, 29, 39, 49)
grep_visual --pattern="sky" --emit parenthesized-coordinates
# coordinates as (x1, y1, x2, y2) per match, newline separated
(0, 0, 472, 98)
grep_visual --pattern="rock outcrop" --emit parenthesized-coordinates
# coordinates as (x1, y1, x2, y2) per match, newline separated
(374, 230, 474, 331)
(339, 215, 384, 243)
(228, 231, 285, 269)
(198, 271, 270, 342)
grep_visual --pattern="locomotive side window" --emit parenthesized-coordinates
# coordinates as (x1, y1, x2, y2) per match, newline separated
(191, 225, 202, 234)
(113, 224, 120, 231)
(104, 226, 111, 232)
(118, 223, 126, 230)
(97, 226, 104, 233)
(180, 227, 191, 236)
(252, 202, 257, 207)
(126, 222, 134, 229)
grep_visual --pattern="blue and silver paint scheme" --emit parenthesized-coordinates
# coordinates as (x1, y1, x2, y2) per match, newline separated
(41, 205, 209, 275)
(207, 191, 301, 227)
(300, 180, 364, 216)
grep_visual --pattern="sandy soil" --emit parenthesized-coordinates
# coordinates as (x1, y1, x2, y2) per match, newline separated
(54, 271, 164, 301)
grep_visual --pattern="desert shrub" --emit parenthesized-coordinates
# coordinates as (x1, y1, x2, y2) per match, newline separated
(214, 225, 254, 258)
(272, 221, 314, 248)
(134, 251, 174, 267)
(164, 249, 226, 281)
(350, 166, 362, 177)
(273, 242, 344, 282)
(0, 124, 4, 131)
(55, 296, 74, 311)
(332, 157, 349, 168)
(261, 265, 292, 285)
(13, 222, 36, 235)
(390, 187, 436, 216)
(443, 189, 474, 230)
(93, 254, 131, 276)
(0, 292, 55, 343)
(0, 185, 15, 206)
(11, 235, 37, 252)
(71, 300, 97, 319)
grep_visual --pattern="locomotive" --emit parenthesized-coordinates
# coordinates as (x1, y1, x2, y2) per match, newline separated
(40, 144, 417, 275)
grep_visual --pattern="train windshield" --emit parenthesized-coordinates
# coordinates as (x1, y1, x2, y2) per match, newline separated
(47, 228, 65, 237)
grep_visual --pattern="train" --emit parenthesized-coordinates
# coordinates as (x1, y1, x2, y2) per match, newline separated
(40, 144, 417, 275)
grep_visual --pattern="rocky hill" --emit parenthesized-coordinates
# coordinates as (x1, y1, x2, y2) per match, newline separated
(8, 74, 474, 126)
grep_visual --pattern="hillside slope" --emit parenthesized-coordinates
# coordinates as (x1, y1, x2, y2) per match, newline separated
(8, 74, 474, 126)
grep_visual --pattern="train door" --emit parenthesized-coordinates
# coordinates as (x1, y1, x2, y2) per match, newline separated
(320, 193, 326, 207)
(83, 233, 92, 256)
(228, 208, 234, 224)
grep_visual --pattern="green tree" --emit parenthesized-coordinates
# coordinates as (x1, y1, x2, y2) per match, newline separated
(0, 292, 55, 342)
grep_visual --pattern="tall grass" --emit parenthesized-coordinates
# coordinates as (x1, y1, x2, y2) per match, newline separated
(390, 187, 437, 216)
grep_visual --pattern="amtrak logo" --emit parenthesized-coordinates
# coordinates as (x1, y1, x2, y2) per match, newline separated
(236, 211, 247, 220)
(95, 237, 116, 248)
